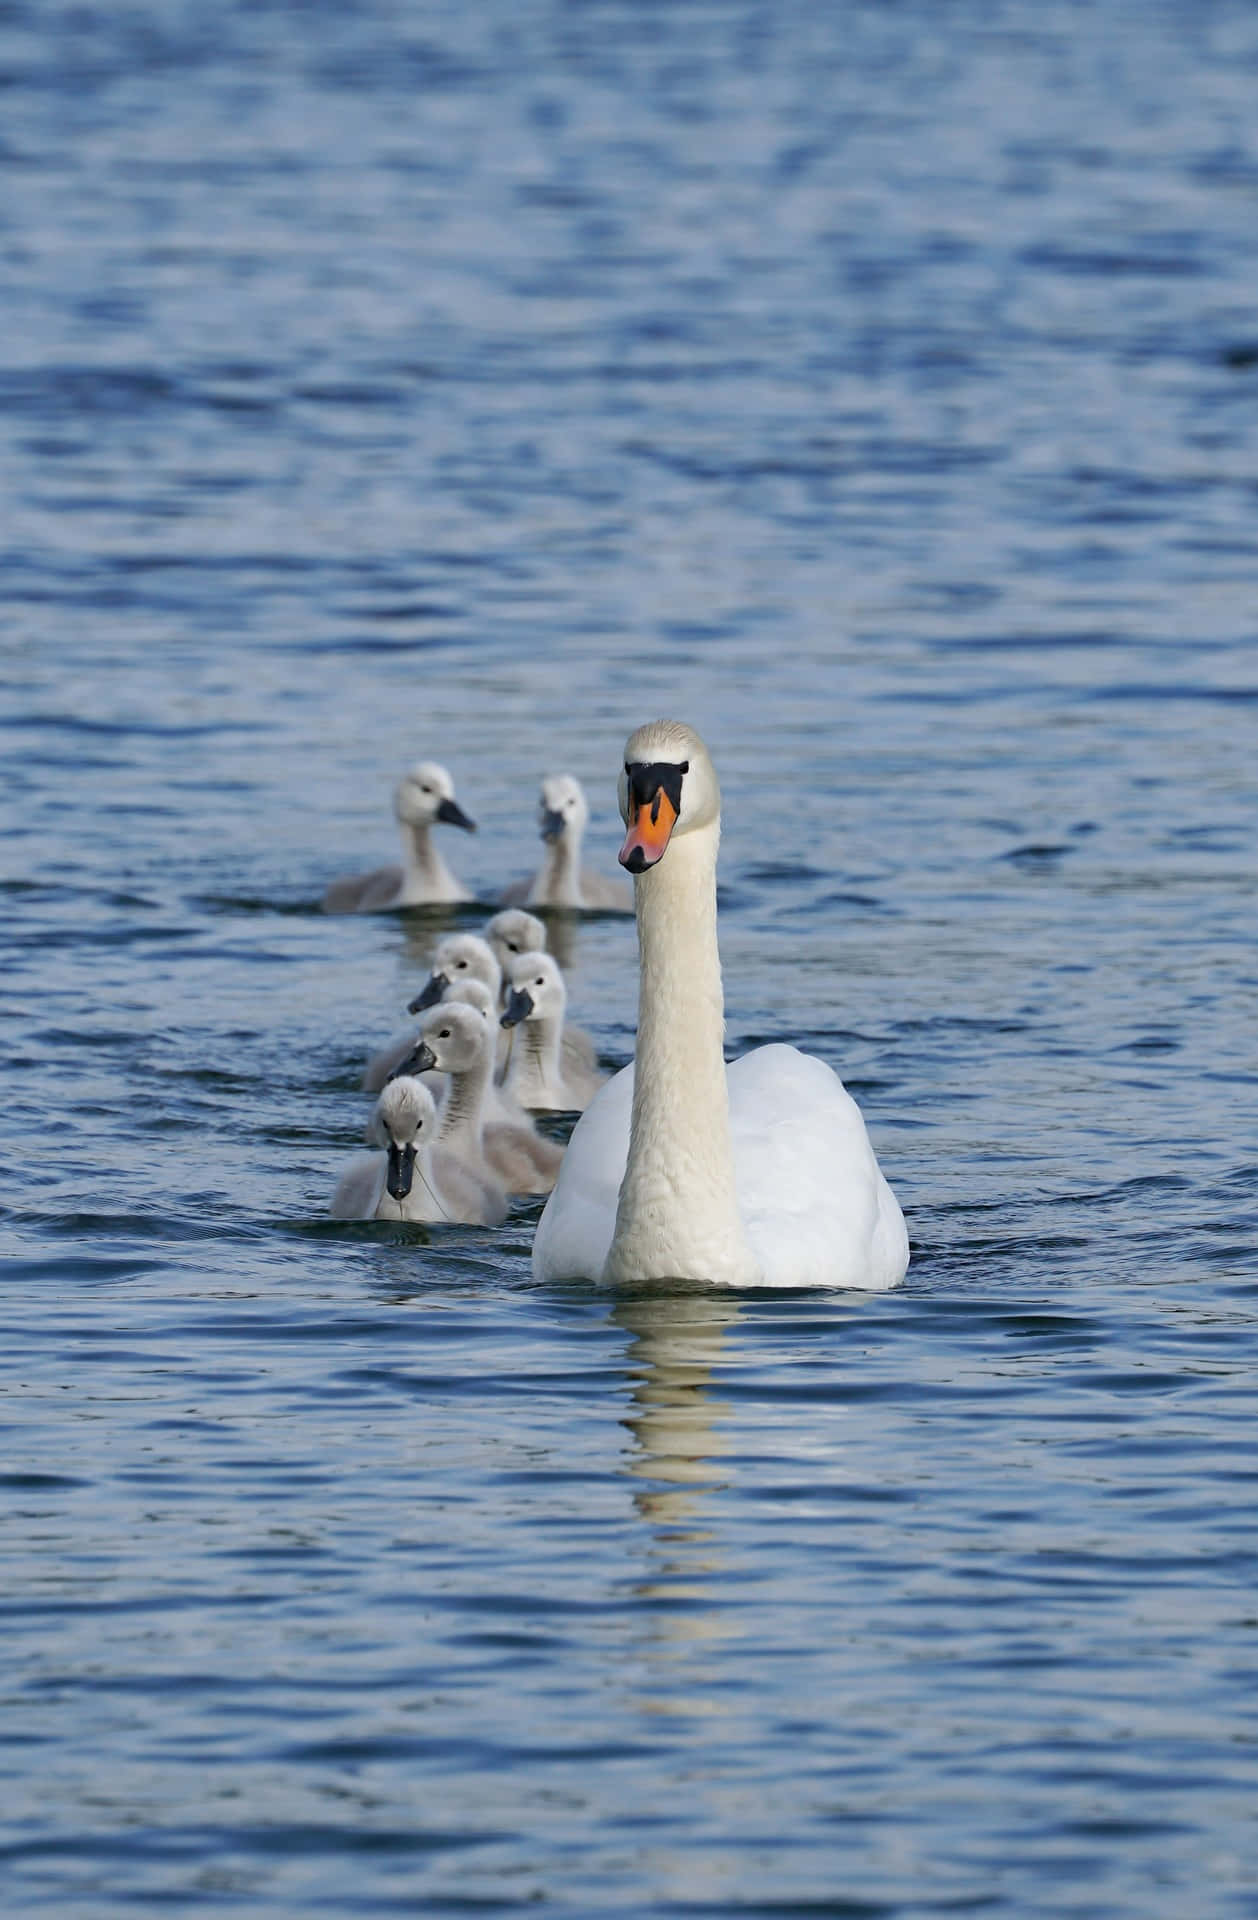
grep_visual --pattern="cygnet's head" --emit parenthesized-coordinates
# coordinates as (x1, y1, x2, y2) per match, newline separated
(374, 1075, 438, 1200)
(538, 774, 588, 844)
(407, 933, 500, 1014)
(617, 721, 719, 872)
(485, 909, 546, 973)
(445, 976, 496, 1027)
(410, 999, 493, 1076)
(394, 761, 476, 834)
(500, 950, 567, 1030)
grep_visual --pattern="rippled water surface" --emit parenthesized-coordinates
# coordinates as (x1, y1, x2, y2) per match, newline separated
(3, 2, 1258, 1914)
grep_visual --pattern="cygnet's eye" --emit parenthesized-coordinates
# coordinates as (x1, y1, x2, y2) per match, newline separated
(506, 941, 518, 952)
(535, 976, 545, 987)
(455, 959, 467, 969)
(438, 1028, 451, 1040)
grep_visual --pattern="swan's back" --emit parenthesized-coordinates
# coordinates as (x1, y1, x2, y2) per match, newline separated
(727, 1046, 907, 1290)
(532, 1046, 907, 1290)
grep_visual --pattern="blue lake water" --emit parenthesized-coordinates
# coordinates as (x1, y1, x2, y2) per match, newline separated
(2, 1, 1258, 1912)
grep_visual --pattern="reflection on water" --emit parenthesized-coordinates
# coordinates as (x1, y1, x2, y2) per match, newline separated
(613, 1288, 741, 1682)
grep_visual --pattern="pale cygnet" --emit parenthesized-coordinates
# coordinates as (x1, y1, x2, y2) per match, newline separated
(403, 1001, 563, 1197)
(330, 1076, 506, 1226)
(407, 932, 500, 1014)
(323, 762, 476, 913)
(498, 774, 631, 913)
(500, 951, 607, 1112)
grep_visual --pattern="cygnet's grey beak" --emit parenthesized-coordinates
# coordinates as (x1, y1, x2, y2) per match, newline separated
(389, 1040, 437, 1081)
(500, 985, 534, 1029)
(407, 972, 447, 1014)
(386, 1140, 416, 1201)
(436, 797, 476, 832)
(539, 807, 565, 843)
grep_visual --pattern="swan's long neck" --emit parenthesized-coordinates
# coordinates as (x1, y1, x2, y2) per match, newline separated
(400, 821, 459, 898)
(513, 1005, 564, 1103)
(603, 820, 760, 1285)
(436, 1049, 490, 1162)
(535, 826, 582, 906)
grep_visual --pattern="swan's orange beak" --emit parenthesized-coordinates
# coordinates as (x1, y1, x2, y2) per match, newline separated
(619, 787, 678, 873)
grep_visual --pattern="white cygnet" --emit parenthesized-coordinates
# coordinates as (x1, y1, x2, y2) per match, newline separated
(323, 762, 476, 913)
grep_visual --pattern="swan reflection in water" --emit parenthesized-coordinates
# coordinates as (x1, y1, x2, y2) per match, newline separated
(611, 1286, 742, 1682)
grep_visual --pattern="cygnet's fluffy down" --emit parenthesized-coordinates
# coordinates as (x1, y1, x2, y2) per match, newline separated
(330, 1076, 507, 1226)
(485, 911, 600, 1082)
(499, 951, 607, 1112)
(498, 774, 631, 913)
(323, 762, 476, 913)
(484, 908, 547, 973)
(364, 977, 526, 1130)
(406, 932, 500, 1015)
(401, 1001, 563, 1197)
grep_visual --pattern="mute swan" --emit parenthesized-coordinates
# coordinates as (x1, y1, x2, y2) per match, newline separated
(323, 762, 476, 913)
(499, 775, 632, 913)
(532, 721, 909, 1289)
(500, 951, 607, 1112)
(401, 1002, 563, 1197)
(330, 1076, 507, 1226)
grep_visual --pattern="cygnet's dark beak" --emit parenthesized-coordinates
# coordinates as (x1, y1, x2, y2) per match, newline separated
(436, 797, 476, 832)
(407, 971, 447, 1014)
(386, 1140, 416, 1201)
(388, 1040, 437, 1081)
(500, 985, 534, 1029)
(539, 807, 565, 843)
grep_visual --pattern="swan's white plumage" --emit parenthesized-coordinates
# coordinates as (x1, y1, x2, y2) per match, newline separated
(532, 1050, 907, 1289)
(532, 719, 908, 1291)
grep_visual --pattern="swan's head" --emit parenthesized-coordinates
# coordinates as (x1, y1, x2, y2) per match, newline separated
(484, 908, 546, 973)
(407, 933, 500, 1014)
(445, 976, 496, 1026)
(374, 1075, 438, 1200)
(538, 774, 588, 844)
(617, 720, 718, 872)
(407, 1000, 492, 1077)
(500, 950, 567, 1029)
(394, 761, 476, 834)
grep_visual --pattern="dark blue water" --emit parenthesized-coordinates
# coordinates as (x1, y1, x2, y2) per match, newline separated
(3, 2, 1258, 1913)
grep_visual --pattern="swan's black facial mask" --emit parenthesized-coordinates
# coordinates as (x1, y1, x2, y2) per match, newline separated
(386, 1140, 416, 1200)
(619, 760, 688, 872)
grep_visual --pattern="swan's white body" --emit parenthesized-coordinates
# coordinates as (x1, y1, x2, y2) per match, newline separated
(532, 720, 908, 1290)
(500, 775, 631, 913)
(323, 762, 475, 913)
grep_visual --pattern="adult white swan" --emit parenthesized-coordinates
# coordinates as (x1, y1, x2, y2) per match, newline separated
(532, 720, 908, 1290)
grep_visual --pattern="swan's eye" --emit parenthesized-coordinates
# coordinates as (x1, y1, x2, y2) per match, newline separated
(679, 760, 689, 774)
(420, 785, 432, 794)
(535, 976, 545, 987)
